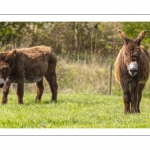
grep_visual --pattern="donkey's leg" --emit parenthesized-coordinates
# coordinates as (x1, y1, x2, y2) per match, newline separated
(17, 83, 24, 104)
(35, 79, 44, 102)
(120, 79, 131, 114)
(45, 71, 58, 103)
(130, 81, 138, 113)
(123, 89, 131, 114)
(2, 78, 11, 104)
(136, 84, 145, 113)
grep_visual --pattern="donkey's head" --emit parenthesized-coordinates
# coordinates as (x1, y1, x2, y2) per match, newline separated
(0, 50, 16, 88)
(118, 30, 146, 77)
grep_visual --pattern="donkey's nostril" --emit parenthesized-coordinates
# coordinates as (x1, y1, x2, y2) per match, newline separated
(131, 69, 137, 73)
(0, 83, 4, 88)
(129, 69, 137, 76)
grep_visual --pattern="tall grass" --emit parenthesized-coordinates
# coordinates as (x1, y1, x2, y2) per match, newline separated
(19, 56, 150, 97)
(56, 57, 150, 96)
(56, 57, 120, 95)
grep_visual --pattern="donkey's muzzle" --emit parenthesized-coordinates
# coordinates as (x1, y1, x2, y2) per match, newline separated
(127, 61, 138, 77)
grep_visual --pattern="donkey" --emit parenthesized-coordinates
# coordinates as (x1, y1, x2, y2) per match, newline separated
(114, 30, 150, 114)
(0, 45, 58, 104)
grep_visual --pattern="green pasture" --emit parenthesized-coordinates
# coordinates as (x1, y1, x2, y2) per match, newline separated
(0, 59, 150, 128)
(0, 92, 150, 128)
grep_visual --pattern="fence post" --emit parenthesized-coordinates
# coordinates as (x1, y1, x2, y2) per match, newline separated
(108, 64, 113, 95)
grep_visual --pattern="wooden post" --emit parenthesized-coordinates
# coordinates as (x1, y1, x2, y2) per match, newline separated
(108, 64, 113, 95)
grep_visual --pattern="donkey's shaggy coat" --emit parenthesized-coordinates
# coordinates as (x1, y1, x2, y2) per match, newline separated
(0, 45, 58, 104)
(114, 30, 149, 114)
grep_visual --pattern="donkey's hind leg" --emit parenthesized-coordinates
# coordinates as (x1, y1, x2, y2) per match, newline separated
(35, 79, 44, 102)
(45, 71, 58, 103)
(136, 84, 145, 113)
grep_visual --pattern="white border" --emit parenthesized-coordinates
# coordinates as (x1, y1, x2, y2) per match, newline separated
(0, 129, 150, 135)
(0, 14, 150, 22)
(0, 0, 150, 14)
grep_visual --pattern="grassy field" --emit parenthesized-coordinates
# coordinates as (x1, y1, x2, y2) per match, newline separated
(0, 92, 150, 128)
(0, 59, 150, 128)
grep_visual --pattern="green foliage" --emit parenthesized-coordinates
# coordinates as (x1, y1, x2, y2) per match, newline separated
(0, 22, 150, 59)
(121, 22, 150, 49)
(0, 22, 45, 51)
(0, 22, 121, 59)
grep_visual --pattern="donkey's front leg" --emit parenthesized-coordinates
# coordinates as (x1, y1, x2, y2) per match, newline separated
(123, 89, 131, 114)
(17, 82, 24, 104)
(120, 78, 131, 114)
(2, 78, 11, 104)
(130, 80, 138, 113)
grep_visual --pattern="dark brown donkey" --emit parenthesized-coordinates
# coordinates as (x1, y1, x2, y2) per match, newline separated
(114, 30, 149, 114)
(0, 45, 58, 104)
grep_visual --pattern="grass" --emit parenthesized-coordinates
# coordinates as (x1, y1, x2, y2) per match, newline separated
(0, 59, 150, 128)
(0, 92, 150, 128)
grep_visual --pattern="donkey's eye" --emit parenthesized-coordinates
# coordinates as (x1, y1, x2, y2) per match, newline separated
(126, 53, 130, 56)
(3, 68, 7, 72)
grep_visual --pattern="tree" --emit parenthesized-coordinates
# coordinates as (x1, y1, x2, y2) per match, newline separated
(0, 22, 45, 51)
(0, 22, 122, 62)
(121, 22, 150, 50)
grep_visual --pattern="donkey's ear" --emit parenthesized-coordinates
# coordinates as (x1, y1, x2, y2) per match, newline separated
(2, 50, 16, 62)
(118, 30, 130, 45)
(136, 30, 146, 45)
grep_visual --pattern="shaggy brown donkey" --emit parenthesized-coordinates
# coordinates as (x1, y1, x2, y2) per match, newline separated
(114, 30, 149, 114)
(0, 45, 58, 104)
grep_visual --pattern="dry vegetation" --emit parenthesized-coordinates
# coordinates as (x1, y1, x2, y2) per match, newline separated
(11, 57, 120, 95)
(56, 57, 118, 94)
(10, 56, 150, 98)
